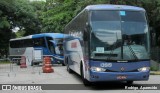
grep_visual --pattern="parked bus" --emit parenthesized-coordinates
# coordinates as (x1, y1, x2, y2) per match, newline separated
(9, 33, 67, 66)
(64, 5, 150, 85)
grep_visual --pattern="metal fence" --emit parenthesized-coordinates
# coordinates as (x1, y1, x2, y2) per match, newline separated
(0, 58, 42, 77)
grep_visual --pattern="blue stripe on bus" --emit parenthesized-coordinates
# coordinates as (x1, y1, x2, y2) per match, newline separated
(32, 33, 66, 38)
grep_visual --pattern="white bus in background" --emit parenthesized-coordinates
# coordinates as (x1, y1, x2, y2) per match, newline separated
(9, 33, 67, 66)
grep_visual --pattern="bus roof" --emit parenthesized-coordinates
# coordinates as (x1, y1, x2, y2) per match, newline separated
(32, 33, 65, 38)
(85, 4, 145, 11)
(10, 33, 66, 41)
(10, 35, 32, 41)
(65, 4, 145, 29)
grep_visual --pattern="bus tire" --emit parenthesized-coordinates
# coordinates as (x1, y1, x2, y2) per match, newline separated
(62, 62, 66, 66)
(127, 81, 133, 85)
(31, 61, 33, 66)
(17, 61, 20, 65)
(80, 63, 91, 86)
(35, 63, 39, 65)
(67, 64, 73, 73)
(66, 57, 73, 73)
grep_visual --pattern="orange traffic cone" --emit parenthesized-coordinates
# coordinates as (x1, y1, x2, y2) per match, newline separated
(20, 56, 27, 68)
(42, 56, 54, 73)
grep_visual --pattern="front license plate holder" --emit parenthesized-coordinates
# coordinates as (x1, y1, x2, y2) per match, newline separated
(117, 75, 127, 80)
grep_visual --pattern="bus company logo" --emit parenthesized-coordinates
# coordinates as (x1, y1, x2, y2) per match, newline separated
(120, 67, 125, 71)
(100, 63, 112, 67)
(2, 85, 11, 90)
(71, 42, 77, 48)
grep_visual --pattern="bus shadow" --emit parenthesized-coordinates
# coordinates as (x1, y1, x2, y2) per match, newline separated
(88, 83, 151, 90)
(89, 82, 132, 90)
(71, 71, 144, 90)
(32, 63, 63, 67)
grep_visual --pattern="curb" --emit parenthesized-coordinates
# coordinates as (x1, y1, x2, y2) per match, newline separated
(150, 71, 160, 75)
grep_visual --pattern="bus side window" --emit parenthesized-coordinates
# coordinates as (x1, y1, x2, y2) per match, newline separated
(49, 42, 55, 54)
(33, 38, 45, 47)
(46, 37, 54, 52)
(33, 39, 39, 46)
(10, 41, 15, 48)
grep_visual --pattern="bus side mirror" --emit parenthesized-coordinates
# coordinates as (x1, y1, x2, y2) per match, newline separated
(50, 40, 57, 47)
(83, 29, 88, 41)
(86, 22, 89, 27)
(83, 22, 90, 41)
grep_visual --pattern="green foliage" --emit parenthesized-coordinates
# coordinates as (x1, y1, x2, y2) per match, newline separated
(151, 66, 159, 71)
(0, 0, 160, 58)
(15, 30, 25, 38)
(0, 0, 45, 58)
(40, 0, 110, 33)
(0, 60, 10, 64)
(13, 0, 44, 36)
(0, 17, 10, 29)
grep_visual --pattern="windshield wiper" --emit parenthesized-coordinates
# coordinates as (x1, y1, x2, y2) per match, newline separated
(107, 46, 115, 60)
(107, 32, 118, 60)
(127, 45, 139, 60)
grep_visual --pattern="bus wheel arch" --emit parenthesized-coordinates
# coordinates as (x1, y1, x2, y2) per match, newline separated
(17, 60, 20, 65)
(62, 56, 67, 66)
(31, 61, 33, 66)
(66, 57, 73, 73)
(62, 62, 66, 66)
(80, 61, 91, 86)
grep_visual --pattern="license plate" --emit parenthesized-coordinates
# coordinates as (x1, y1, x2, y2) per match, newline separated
(117, 75, 127, 80)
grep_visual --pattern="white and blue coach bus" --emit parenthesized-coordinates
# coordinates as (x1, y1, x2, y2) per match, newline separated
(9, 33, 67, 66)
(64, 5, 150, 85)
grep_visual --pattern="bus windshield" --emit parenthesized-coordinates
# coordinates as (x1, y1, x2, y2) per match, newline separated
(90, 10, 149, 61)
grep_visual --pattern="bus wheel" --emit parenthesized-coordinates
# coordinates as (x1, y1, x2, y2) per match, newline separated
(31, 61, 34, 66)
(17, 61, 20, 65)
(35, 63, 39, 65)
(62, 62, 66, 66)
(82, 76, 91, 86)
(81, 63, 91, 86)
(126, 81, 133, 85)
(67, 64, 73, 73)
(66, 58, 73, 73)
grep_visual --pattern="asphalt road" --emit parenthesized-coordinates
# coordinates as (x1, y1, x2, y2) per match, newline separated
(0, 64, 160, 93)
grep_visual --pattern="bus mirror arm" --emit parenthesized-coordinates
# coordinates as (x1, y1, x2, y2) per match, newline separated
(86, 22, 89, 27)
(85, 22, 92, 31)
(50, 40, 57, 46)
(83, 28, 89, 41)
(86, 22, 91, 30)
(83, 22, 91, 41)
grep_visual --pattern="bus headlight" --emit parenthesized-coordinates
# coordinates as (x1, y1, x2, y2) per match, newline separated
(138, 67, 150, 72)
(90, 67, 106, 72)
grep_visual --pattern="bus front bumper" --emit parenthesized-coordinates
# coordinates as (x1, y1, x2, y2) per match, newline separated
(89, 71, 150, 82)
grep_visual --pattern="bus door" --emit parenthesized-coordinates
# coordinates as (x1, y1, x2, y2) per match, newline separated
(49, 40, 64, 63)
(68, 39, 83, 73)
(32, 48, 43, 65)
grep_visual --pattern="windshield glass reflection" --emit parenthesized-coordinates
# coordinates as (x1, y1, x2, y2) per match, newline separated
(90, 10, 149, 61)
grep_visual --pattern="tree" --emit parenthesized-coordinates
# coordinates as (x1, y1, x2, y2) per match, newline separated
(13, 0, 45, 36)
(141, 0, 160, 47)
(40, 0, 110, 33)
(0, 0, 45, 58)
(0, 0, 16, 58)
